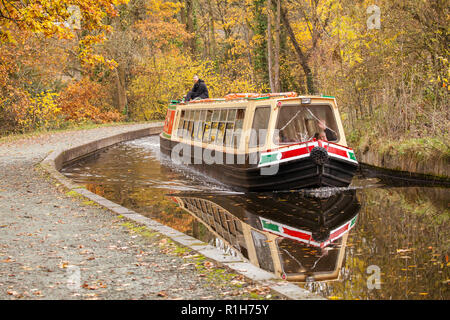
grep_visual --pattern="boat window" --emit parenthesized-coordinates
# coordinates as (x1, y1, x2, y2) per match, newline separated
(210, 122, 218, 142)
(203, 121, 212, 142)
(235, 220, 243, 235)
(188, 110, 203, 141)
(175, 112, 181, 137)
(236, 109, 245, 121)
(213, 208, 221, 223)
(250, 106, 271, 147)
(224, 122, 235, 147)
(187, 121, 193, 139)
(277, 238, 341, 275)
(176, 110, 184, 137)
(228, 217, 236, 235)
(233, 108, 245, 148)
(190, 121, 196, 139)
(196, 108, 247, 148)
(212, 110, 220, 121)
(186, 110, 192, 120)
(274, 104, 339, 145)
(193, 120, 201, 141)
(200, 110, 206, 121)
(194, 199, 202, 210)
(199, 199, 207, 213)
(196, 120, 204, 141)
(227, 109, 236, 121)
(220, 210, 229, 229)
(216, 122, 226, 145)
(207, 210, 215, 225)
(206, 109, 213, 121)
(180, 121, 186, 138)
(220, 110, 228, 121)
(177, 119, 184, 137)
(251, 230, 275, 272)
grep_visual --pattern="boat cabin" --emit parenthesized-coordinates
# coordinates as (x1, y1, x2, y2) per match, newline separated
(163, 94, 348, 154)
(160, 93, 358, 191)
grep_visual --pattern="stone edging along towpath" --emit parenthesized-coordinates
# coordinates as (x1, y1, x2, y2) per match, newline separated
(39, 122, 323, 300)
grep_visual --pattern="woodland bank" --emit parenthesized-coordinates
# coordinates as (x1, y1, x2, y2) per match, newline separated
(352, 136, 449, 179)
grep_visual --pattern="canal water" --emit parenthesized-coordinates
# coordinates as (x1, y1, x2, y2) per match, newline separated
(61, 135, 449, 300)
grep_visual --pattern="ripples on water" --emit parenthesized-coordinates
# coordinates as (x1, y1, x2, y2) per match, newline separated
(61, 135, 449, 300)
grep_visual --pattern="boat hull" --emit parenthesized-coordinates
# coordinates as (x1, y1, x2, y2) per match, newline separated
(160, 135, 358, 192)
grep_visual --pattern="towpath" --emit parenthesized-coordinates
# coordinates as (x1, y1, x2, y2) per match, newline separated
(0, 124, 282, 300)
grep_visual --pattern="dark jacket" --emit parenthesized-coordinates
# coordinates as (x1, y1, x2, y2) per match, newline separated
(188, 79, 209, 100)
(325, 128, 337, 141)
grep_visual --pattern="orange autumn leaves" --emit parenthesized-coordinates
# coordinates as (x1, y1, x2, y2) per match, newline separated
(0, 1, 126, 133)
(57, 78, 124, 124)
(6, 79, 124, 133)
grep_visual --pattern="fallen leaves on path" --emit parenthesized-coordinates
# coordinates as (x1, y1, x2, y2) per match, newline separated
(157, 290, 168, 297)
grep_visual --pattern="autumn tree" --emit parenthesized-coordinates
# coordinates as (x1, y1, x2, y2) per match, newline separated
(326, 0, 448, 140)
(0, 0, 129, 134)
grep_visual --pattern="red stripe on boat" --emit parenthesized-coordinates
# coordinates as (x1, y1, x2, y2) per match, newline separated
(281, 147, 309, 160)
(282, 227, 311, 241)
(330, 224, 349, 240)
(327, 146, 348, 158)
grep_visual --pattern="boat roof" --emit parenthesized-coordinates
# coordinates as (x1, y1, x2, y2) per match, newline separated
(171, 93, 336, 107)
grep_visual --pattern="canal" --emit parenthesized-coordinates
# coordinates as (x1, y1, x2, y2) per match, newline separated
(61, 135, 449, 300)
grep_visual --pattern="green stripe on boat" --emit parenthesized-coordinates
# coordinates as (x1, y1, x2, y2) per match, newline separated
(348, 151, 356, 161)
(259, 153, 279, 165)
(350, 215, 358, 227)
(261, 219, 280, 232)
(248, 96, 270, 100)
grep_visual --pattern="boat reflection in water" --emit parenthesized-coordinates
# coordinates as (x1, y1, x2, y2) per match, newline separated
(169, 189, 360, 282)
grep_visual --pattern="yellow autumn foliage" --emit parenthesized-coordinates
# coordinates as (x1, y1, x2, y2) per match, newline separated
(16, 91, 63, 132)
(128, 50, 264, 121)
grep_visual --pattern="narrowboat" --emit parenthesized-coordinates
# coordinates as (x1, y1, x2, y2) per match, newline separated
(170, 190, 360, 282)
(160, 93, 358, 192)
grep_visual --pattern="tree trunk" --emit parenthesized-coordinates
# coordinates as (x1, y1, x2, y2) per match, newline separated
(267, 0, 275, 92)
(274, 0, 281, 92)
(185, 0, 195, 54)
(279, 4, 316, 94)
(207, 0, 216, 59)
(115, 65, 127, 115)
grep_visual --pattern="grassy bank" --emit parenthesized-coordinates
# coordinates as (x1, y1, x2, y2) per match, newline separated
(349, 132, 450, 178)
